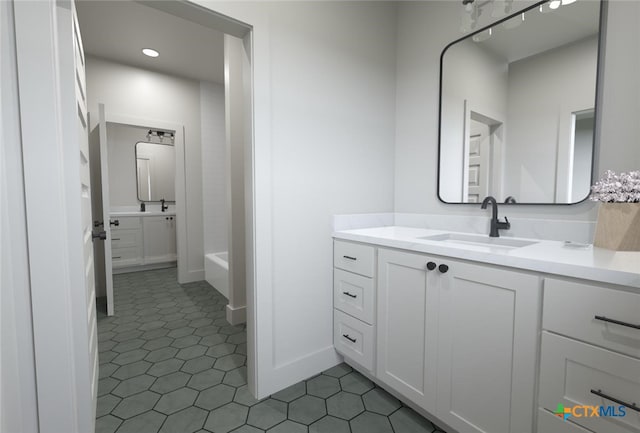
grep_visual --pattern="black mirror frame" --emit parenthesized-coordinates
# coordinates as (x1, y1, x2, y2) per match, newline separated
(436, 0, 608, 206)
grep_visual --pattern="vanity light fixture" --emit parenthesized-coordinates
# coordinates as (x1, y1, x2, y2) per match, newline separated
(142, 48, 159, 58)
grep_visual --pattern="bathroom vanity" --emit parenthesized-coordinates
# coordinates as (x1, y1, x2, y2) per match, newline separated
(110, 211, 177, 271)
(333, 227, 640, 433)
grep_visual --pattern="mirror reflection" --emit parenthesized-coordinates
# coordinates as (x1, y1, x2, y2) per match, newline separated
(135, 141, 176, 202)
(439, 0, 602, 204)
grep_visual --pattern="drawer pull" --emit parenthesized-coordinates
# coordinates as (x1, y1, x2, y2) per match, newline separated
(112, 256, 122, 259)
(342, 291, 357, 299)
(594, 315, 640, 330)
(343, 255, 357, 261)
(112, 238, 121, 241)
(342, 334, 357, 343)
(590, 389, 640, 413)
(426, 261, 436, 271)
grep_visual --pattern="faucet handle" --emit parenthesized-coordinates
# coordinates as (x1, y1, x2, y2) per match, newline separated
(499, 216, 511, 230)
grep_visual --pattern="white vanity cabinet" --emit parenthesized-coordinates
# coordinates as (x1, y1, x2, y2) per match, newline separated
(538, 278, 640, 433)
(376, 247, 541, 432)
(110, 216, 143, 268)
(110, 213, 176, 271)
(435, 258, 540, 433)
(335, 240, 542, 433)
(376, 248, 439, 412)
(143, 215, 177, 264)
(333, 240, 376, 372)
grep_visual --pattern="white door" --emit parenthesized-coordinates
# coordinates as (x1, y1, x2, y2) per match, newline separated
(466, 119, 490, 203)
(376, 248, 438, 412)
(98, 104, 115, 315)
(436, 259, 540, 433)
(14, 0, 98, 430)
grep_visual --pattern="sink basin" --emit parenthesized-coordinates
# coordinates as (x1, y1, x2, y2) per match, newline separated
(419, 233, 538, 249)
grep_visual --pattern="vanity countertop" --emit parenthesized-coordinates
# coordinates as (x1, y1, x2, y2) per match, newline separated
(333, 226, 640, 289)
(110, 211, 176, 217)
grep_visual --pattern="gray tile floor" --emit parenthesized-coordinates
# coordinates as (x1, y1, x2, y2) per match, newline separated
(96, 267, 446, 433)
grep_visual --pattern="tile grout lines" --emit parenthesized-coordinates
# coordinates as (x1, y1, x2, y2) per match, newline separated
(96, 267, 447, 433)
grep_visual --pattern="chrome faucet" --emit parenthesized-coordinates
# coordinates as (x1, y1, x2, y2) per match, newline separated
(160, 198, 168, 212)
(481, 196, 510, 237)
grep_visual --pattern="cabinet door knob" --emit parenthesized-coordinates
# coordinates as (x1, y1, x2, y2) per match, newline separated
(426, 262, 436, 271)
(438, 264, 449, 273)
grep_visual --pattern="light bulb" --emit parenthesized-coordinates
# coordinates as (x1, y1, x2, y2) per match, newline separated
(562, 0, 577, 4)
(142, 48, 159, 58)
(549, 0, 561, 10)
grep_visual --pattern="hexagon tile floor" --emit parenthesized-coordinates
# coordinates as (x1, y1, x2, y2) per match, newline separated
(96, 267, 447, 433)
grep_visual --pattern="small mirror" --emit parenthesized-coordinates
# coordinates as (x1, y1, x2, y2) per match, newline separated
(135, 141, 176, 202)
(438, 0, 603, 204)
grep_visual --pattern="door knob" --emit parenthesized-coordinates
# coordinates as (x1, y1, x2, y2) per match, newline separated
(438, 264, 449, 274)
(426, 262, 437, 271)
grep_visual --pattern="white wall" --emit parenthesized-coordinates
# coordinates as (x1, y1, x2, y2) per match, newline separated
(394, 0, 637, 224)
(194, 0, 398, 397)
(86, 56, 205, 279)
(1, 1, 39, 430)
(504, 37, 597, 202)
(200, 81, 228, 255)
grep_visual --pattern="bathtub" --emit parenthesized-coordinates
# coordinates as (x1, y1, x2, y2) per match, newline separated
(204, 252, 229, 299)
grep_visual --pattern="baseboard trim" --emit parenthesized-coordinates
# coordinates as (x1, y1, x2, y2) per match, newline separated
(256, 346, 342, 399)
(113, 262, 176, 275)
(226, 304, 246, 325)
(179, 269, 205, 284)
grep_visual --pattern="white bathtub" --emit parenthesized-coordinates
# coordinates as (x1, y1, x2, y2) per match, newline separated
(204, 252, 229, 299)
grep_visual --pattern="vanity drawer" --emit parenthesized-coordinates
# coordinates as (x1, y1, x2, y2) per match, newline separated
(110, 228, 141, 249)
(109, 216, 141, 230)
(537, 408, 593, 433)
(539, 332, 640, 433)
(334, 268, 374, 324)
(334, 240, 374, 278)
(112, 246, 143, 268)
(543, 278, 640, 358)
(334, 309, 374, 372)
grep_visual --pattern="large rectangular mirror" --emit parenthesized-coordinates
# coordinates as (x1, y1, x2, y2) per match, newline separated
(438, 0, 604, 204)
(135, 141, 176, 202)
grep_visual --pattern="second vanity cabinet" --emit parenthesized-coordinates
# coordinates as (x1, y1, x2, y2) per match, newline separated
(376, 247, 540, 433)
(111, 214, 177, 270)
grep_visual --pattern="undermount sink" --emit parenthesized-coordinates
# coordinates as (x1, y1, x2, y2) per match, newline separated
(419, 233, 538, 249)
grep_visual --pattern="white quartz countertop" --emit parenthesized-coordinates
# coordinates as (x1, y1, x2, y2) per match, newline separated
(110, 211, 176, 217)
(333, 226, 640, 289)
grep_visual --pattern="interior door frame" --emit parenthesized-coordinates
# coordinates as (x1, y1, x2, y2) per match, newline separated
(93, 110, 188, 284)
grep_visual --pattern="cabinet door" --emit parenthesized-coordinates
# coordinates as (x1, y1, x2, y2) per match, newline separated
(436, 259, 540, 433)
(143, 216, 176, 264)
(376, 248, 438, 412)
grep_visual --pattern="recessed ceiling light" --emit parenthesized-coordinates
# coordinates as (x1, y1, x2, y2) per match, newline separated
(142, 48, 159, 58)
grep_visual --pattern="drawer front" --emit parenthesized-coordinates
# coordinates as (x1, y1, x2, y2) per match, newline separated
(334, 309, 374, 372)
(539, 332, 640, 433)
(334, 240, 374, 278)
(537, 408, 594, 433)
(110, 228, 141, 249)
(543, 278, 640, 358)
(112, 246, 143, 268)
(334, 268, 374, 324)
(109, 216, 141, 230)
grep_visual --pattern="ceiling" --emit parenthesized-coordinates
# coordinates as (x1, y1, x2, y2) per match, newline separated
(76, 0, 225, 83)
(473, 0, 601, 63)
